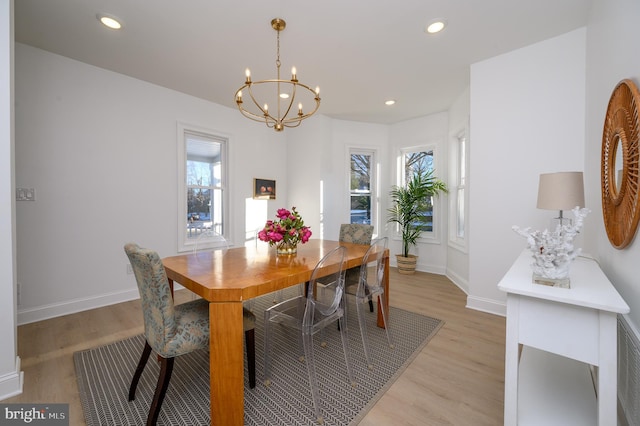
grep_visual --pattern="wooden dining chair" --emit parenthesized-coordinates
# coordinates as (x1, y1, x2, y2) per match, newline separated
(263, 246, 356, 424)
(124, 243, 256, 426)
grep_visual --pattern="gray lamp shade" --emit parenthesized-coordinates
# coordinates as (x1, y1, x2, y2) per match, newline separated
(536, 171, 585, 211)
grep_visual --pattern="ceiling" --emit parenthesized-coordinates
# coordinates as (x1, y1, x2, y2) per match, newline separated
(14, 0, 591, 125)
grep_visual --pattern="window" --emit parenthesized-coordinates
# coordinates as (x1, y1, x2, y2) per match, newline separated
(449, 130, 468, 250)
(349, 149, 376, 227)
(177, 124, 228, 252)
(401, 147, 438, 234)
(456, 134, 466, 238)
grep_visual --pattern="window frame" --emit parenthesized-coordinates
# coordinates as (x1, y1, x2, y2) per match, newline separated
(398, 144, 442, 242)
(448, 128, 469, 253)
(177, 122, 229, 252)
(347, 147, 378, 232)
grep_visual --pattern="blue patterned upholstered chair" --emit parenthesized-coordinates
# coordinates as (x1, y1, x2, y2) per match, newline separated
(339, 223, 374, 245)
(339, 224, 375, 312)
(124, 243, 256, 426)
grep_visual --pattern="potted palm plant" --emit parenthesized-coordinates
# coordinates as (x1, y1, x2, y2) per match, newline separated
(387, 169, 448, 274)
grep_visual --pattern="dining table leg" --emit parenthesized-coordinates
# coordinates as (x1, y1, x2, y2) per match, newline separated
(209, 301, 245, 426)
(377, 254, 390, 328)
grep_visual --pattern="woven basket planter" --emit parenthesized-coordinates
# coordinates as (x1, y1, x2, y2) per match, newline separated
(396, 254, 417, 275)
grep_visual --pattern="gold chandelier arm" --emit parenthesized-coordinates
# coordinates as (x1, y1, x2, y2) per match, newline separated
(279, 84, 296, 122)
(236, 84, 276, 127)
(281, 82, 321, 125)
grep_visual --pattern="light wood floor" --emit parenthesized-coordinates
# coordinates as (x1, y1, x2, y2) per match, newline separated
(5, 269, 506, 425)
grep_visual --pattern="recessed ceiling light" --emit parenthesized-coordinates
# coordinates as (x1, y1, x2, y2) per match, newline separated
(97, 13, 123, 30)
(385, 100, 396, 106)
(426, 19, 447, 34)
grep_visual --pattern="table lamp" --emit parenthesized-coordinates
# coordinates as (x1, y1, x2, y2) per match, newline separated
(536, 171, 585, 229)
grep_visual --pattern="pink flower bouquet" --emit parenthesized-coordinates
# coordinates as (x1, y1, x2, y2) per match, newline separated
(258, 207, 312, 247)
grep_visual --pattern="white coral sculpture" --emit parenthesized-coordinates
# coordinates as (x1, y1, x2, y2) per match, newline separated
(512, 207, 590, 279)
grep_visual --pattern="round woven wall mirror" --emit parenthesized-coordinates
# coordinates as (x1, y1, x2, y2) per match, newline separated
(601, 79, 640, 249)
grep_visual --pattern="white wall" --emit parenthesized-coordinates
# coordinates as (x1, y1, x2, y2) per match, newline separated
(0, 0, 23, 400)
(14, 43, 287, 323)
(13, 42, 416, 324)
(586, 0, 640, 331)
(296, 113, 452, 274)
(283, 116, 329, 238)
(468, 28, 586, 315)
(286, 117, 390, 241)
(389, 112, 450, 274)
(330, 119, 390, 239)
(14, 40, 451, 324)
(13, 26, 594, 326)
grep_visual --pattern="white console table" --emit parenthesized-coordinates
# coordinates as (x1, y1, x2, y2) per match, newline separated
(498, 251, 629, 425)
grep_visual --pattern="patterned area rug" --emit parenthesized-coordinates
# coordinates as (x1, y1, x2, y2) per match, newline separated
(74, 289, 443, 425)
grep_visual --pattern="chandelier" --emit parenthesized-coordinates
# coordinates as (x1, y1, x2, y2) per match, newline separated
(235, 18, 321, 132)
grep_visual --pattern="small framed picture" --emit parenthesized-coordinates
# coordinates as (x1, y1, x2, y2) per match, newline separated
(253, 178, 276, 200)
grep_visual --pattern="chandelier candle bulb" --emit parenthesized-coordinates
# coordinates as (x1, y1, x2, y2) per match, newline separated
(298, 103, 303, 115)
(291, 67, 297, 81)
(245, 68, 251, 83)
(237, 91, 242, 102)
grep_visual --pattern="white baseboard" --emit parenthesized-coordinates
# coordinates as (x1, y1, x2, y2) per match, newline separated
(0, 357, 23, 401)
(17, 288, 141, 325)
(416, 264, 446, 274)
(390, 259, 446, 275)
(445, 269, 469, 294)
(466, 295, 506, 317)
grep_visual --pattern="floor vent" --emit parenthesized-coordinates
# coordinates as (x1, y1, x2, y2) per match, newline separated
(619, 315, 640, 426)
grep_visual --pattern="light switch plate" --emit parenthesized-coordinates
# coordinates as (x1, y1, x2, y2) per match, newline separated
(16, 188, 36, 201)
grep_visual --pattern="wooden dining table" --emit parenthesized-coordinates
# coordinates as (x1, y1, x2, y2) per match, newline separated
(162, 239, 389, 426)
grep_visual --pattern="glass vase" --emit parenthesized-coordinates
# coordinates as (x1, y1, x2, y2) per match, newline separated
(276, 241, 297, 256)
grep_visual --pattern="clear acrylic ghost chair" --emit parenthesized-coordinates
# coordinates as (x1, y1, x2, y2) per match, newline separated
(351, 237, 394, 370)
(263, 246, 355, 424)
(249, 227, 289, 303)
(193, 229, 229, 255)
(339, 224, 375, 312)
(192, 230, 229, 302)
